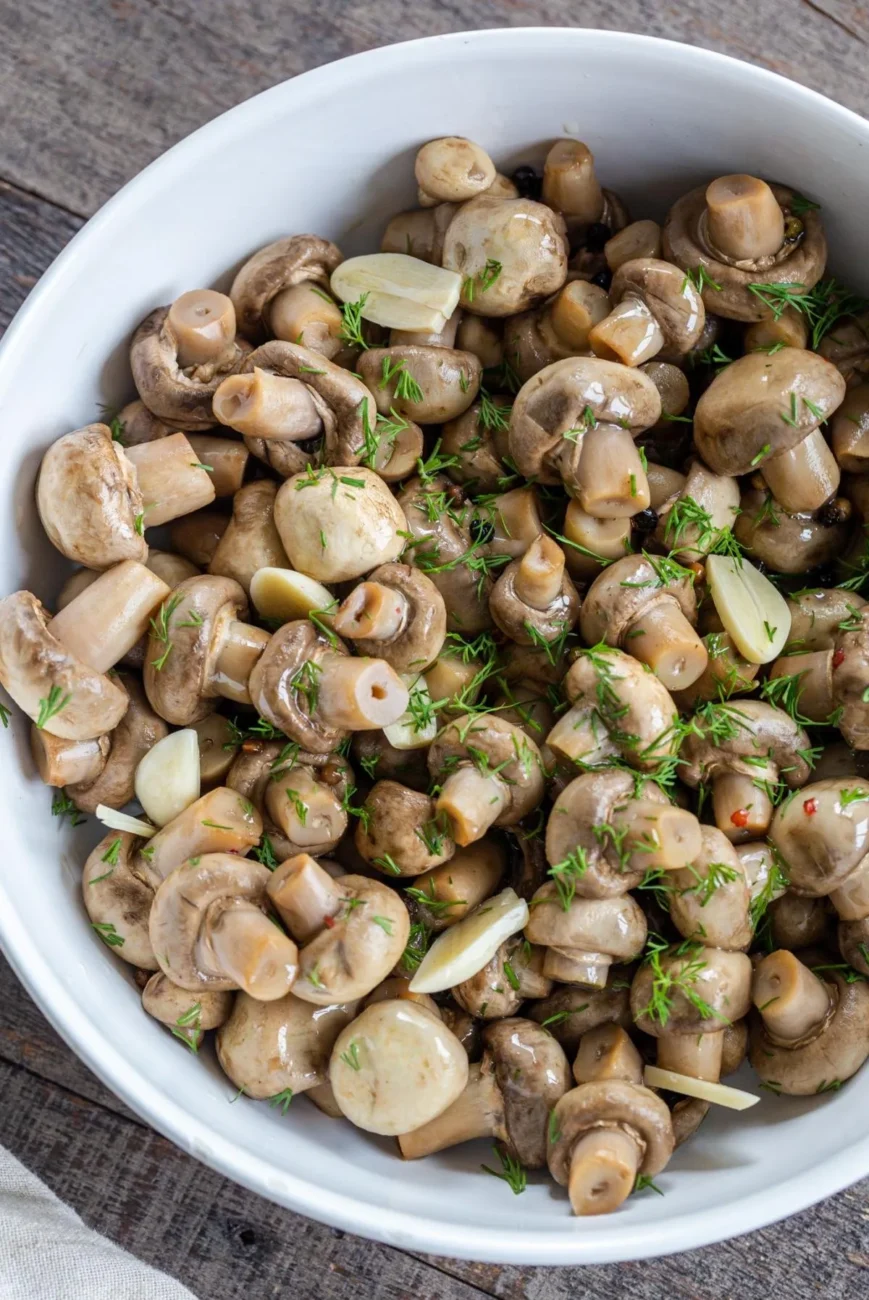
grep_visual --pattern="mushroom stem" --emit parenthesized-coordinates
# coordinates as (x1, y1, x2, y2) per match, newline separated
(269, 283, 343, 354)
(573, 1025, 644, 1084)
(332, 582, 409, 642)
(562, 502, 632, 581)
(752, 950, 833, 1042)
(398, 1061, 503, 1159)
(542, 139, 604, 224)
(126, 433, 216, 528)
(212, 369, 324, 441)
(167, 289, 237, 368)
(704, 175, 785, 261)
(316, 654, 409, 730)
(577, 426, 651, 518)
(489, 487, 543, 558)
(611, 798, 703, 871)
(30, 727, 106, 788)
(543, 946, 611, 988)
(545, 702, 616, 766)
(201, 901, 298, 1000)
(212, 620, 271, 704)
(265, 768, 346, 850)
(760, 429, 840, 515)
(744, 308, 807, 353)
(624, 602, 708, 690)
(47, 561, 170, 673)
(657, 1032, 723, 1082)
(544, 281, 610, 351)
(769, 651, 833, 723)
(436, 766, 510, 846)
(411, 843, 503, 931)
(567, 1128, 642, 1216)
(646, 464, 687, 511)
(267, 853, 345, 941)
(589, 297, 665, 368)
(514, 535, 566, 610)
(712, 771, 773, 841)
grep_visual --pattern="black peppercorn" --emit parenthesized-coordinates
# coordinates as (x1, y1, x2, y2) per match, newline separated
(817, 497, 852, 528)
(470, 516, 496, 544)
(591, 269, 612, 291)
(585, 223, 612, 253)
(512, 164, 542, 200)
(633, 508, 659, 534)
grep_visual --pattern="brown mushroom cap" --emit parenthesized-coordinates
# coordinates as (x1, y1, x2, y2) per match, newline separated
(489, 540, 580, 646)
(526, 888, 648, 971)
(631, 945, 752, 1036)
(131, 306, 246, 429)
(275, 467, 406, 584)
(547, 1081, 674, 1183)
(82, 831, 157, 969)
(580, 552, 697, 646)
(351, 729, 430, 792)
(208, 480, 290, 595)
(749, 965, 869, 1093)
(0, 591, 128, 740)
(681, 700, 811, 794)
(839, 916, 869, 974)
(820, 313, 869, 385)
(668, 825, 752, 950)
(355, 780, 454, 877)
(525, 971, 634, 1054)
(830, 606, 869, 748)
(769, 777, 869, 895)
(116, 399, 176, 446)
(37, 424, 147, 569)
(142, 972, 232, 1047)
(226, 740, 296, 861)
(229, 235, 343, 343)
(247, 620, 348, 753)
(481, 1017, 572, 1166)
(357, 345, 481, 425)
(336, 563, 447, 672)
(428, 714, 546, 828)
(734, 487, 849, 575)
(442, 195, 569, 317)
(452, 935, 551, 1020)
(395, 475, 492, 635)
(600, 257, 706, 357)
(663, 182, 826, 322)
(216, 990, 357, 1098)
(694, 350, 845, 477)
(769, 892, 834, 950)
(67, 673, 168, 813)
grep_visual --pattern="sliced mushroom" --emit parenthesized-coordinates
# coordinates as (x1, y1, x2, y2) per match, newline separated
(82, 831, 157, 969)
(208, 480, 290, 594)
(332, 563, 446, 672)
(355, 780, 454, 878)
(274, 466, 406, 583)
(216, 990, 357, 1098)
(229, 234, 343, 343)
(428, 714, 545, 846)
(131, 298, 248, 429)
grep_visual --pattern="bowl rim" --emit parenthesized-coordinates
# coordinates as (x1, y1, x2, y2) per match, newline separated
(3, 24, 869, 1265)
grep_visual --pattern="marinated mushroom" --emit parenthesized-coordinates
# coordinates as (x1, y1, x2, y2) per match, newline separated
(489, 534, 580, 646)
(667, 826, 752, 951)
(216, 990, 357, 1098)
(274, 466, 406, 583)
(734, 486, 850, 574)
(768, 777, 869, 908)
(653, 460, 741, 562)
(208, 480, 290, 594)
(357, 345, 481, 424)
(332, 563, 447, 672)
(170, 509, 229, 568)
(631, 943, 753, 1037)
(132, 786, 262, 888)
(589, 258, 705, 368)
(504, 281, 611, 383)
(451, 935, 551, 1020)
(354, 780, 454, 878)
(229, 234, 344, 343)
(405, 839, 504, 931)
(83, 831, 157, 969)
(186, 434, 249, 498)
(142, 972, 233, 1050)
(428, 714, 545, 846)
(414, 137, 496, 204)
(525, 885, 648, 988)
(525, 971, 634, 1056)
(61, 673, 167, 813)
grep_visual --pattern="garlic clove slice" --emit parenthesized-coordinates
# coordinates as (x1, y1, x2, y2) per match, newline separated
(643, 1065, 760, 1110)
(95, 805, 156, 838)
(706, 554, 791, 664)
(250, 567, 335, 624)
(134, 728, 201, 827)
(383, 673, 439, 750)
(409, 887, 529, 993)
(331, 253, 461, 331)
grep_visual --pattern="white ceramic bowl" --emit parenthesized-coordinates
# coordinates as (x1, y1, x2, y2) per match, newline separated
(1, 26, 868, 1266)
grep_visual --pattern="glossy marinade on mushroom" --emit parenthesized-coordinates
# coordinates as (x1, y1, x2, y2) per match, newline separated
(10, 129, 869, 1219)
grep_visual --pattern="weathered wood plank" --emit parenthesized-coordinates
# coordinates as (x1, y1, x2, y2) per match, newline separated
(0, 180, 82, 331)
(0, 0, 866, 218)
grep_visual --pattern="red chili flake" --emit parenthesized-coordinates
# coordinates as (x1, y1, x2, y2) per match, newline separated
(730, 808, 749, 828)
(803, 798, 818, 816)
(833, 649, 846, 669)
(242, 740, 260, 753)
(323, 914, 336, 929)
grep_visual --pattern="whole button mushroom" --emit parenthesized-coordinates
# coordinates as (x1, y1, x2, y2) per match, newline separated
(414, 136, 496, 205)
(329, 999, 469, 1136)
(503, 281, 612, 384)
(229, 234, 344, 344)
(750, 950, 869, 1094)
(588, 258, 705, 368)
(428, 714, 545, 847)
(114, 398, 175, 447)
(143, 576, 272, 726)
(769, 778, 869, 913)
(208, 481, 290, 595)
(441, 396, 512, 493)
(274, 466, 407, 584)
(820, 313, 869, 385)
(668, 826, 753, 952)
(407, 838, 505, 932)
(451, 935, 552, 1021)
(142, 972, 233, 1051)
(149, 853, 299, 1000)
(526, 971, 634, 1056)
(525, 884, 647, 987)
(768, 892, 834, 952)
(508, 357, 660, 514)
(580, 552, 707, 690)
(216, 990, 357, 1099)
(228, 744, 352, 862)
(354, 780, 454, 878)
(693, 350, 845, 514)
(681, 700, 811, 842)
(630, 942, 753, 1038)
(734, 486, 850, 575)
(357, 345, 481, 424)
(663, 176, 827, 322)
(83, 831, 158, 969)
(130, 293, 249, 429)
(441, 194, 569, 317)
(331, 563, 447, 673)
(653, 460, 741, 562)
(399, 1017, 570, 1162)
(57, 674, 167, 813)
(489, 535, 580, 647)
(132, 787, 262, 888)
(247, 620, 409, 753)
(266, 854, 410, 1004)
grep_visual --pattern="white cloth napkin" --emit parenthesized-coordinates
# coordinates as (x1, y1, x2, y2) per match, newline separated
(0, 1146, 198, 1300)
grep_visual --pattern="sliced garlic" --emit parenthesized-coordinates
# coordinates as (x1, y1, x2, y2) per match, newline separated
(330, 253, 462, 332)
(250, 567, 335, 624)
(383, 673, 439, 750)
(706, 554, 791, 664)
(643, 1065, 761, 1110)
(95, 805, 156, 838)
(134, 729, 201, 827)
(409, 887, 529, 994)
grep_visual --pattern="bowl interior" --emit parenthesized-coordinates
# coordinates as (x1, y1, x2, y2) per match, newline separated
(1, 27, 868, 1266)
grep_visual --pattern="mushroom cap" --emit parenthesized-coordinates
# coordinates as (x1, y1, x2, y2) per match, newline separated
(525, 888, 648, 963)
(769, 892, 834, 950)
(787, 588, 866, 653)
(442, 401, 511, 492)
(668, 825, 752, 950)
(141, 972, 232, 1049)
(247, 620, 348, 753)
(525, 971, 634, 1054)
(395, 475, 492, 635)
(442, 195, 569, 317)
(735, 488, 850, 575)
(275, 467, 406, 583)
(680, 700, 811, 791)
(116, 399, 176, 446)
(580, 553, 697, 647)
(452, 935, 551, 1020)
(489, 552, 580, 646)
(345, 563, 447, 672)
(293, 874, 411, 1006)
(545, 771, 674, 898)
(148, 853, 280, 993)
(671, 1098, 711, 1148)
(509, 357, 661, 485)
(229, 235, 344, 342)
(749, 965, 869, 1093)
(694, 350, 845, 476)
(482, 1017, 572, 1167)
(0, 591, 128, 740)
(610, 258, 706, 354)
(131, 306, 246, 429)
(428, 714, 546, 825)
(227, 742, 350, 861)
(769, 778, 869, 895)
(662, 182, 827, 322)
(655, 459, 741, 561)
(67, 672, 168, 813)
(630, 945, 752, 1036)
(36, 424, 146, 569)
(351, 729, 430, 792)
(82, 831, 157, 969)
(820, 312, 869, 384)
(354, 780, 454, 876)
(237, 340, 376, 468)
(208, 479, 290, 595)
(831, 606, 869, 748)
(547, 1081, 674, 1183)
(143, 574, 249, 727)
(216, 990, 357, 1098)
(357, 345, 481, 424)
(839, 916, 869, 975)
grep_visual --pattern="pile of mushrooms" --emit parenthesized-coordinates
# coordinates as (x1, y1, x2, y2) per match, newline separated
(10, 131, 869, 1219)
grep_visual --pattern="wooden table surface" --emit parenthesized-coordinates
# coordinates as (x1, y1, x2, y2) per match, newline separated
(2, 2, 869, 1295)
